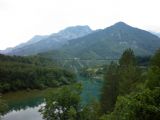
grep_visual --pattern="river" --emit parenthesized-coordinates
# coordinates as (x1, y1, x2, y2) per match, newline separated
(1, 76, 103, 120)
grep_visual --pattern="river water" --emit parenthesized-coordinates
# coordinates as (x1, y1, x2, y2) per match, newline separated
(1, 76, 102, 120)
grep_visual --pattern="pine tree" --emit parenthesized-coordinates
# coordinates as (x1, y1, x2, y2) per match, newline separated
(150, 49, 160, 68)
(146, 49, 160, 90)
(119, 49, 141, 95)
(100, 62, 119, 113)
(119, 48, 136, 67)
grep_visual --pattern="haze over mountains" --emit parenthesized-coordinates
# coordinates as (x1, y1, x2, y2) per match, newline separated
(1, 22, 160, 59)
(1, 25, 92, 55)
(57, 22, 160, 59)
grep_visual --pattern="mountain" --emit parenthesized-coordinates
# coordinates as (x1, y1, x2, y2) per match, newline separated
(34, 22, 160, 71)
(151, 32, 160, 38)
(2, 22, 160, 59)
(0, 35, 48, 54)
(1, 25, 92, 56)
(61, 22, 160, 58)
(39, 22, 160, 60)
(156, 33, 160, 38)
(17, 35, 49, 48)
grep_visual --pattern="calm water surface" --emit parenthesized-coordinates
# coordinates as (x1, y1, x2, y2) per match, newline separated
(1, 76, 102, 120)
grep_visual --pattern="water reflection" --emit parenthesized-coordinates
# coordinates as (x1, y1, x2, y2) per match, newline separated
(78, 76, 102, 104)
(6, 97, 44, 113)
(1, 88, 55, 120)
(1, 76, 102, 120)
(2, 104, 44, 120)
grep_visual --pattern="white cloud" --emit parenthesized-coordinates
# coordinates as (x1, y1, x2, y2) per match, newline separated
(0, 0, 160, 50)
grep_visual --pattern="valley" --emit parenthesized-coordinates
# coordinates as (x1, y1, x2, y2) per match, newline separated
(0, 22, 160, 120)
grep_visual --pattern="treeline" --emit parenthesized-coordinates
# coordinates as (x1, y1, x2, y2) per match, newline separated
(79, 66, 104, 78)
(40, 48, 160, 120)
(100, 48, 160, 120)
(79, 56, 151, 78)
(0, 54, 76, 93)
(0, 54, 56, 67)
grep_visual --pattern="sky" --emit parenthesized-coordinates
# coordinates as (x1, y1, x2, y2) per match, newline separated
(0, 0, 160, 50)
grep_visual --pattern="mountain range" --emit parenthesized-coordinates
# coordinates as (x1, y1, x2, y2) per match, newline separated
(38, 22, 160, 60)
(1, 25, 92, 55)
(1, 22, 160, 59)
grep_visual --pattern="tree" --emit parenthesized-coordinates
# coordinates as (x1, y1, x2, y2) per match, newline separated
(0, 96, 8, 118)
(103, 88, 160, 120)
(40, 84, 82, 120)
(40, 84, 102, 120)
(146, 66, 160, 90)
(150, 49, 160, 68)
(79, 101, 101, 120)
(100, 62, 119, 113)
(119, 48, 136, 67)
(146, 48, 160, 90)
(100, 49, 160, 120)
(100, 49, 141, 113)
(119, 49, 141, 95)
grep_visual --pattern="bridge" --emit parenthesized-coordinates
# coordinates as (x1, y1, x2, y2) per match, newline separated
(52, 58, 119, 60)
(52, 58, 119, 72)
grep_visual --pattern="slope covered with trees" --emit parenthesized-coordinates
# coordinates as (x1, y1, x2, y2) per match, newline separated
(100, 49, 160, 120)
(0, 54, 76, 93)
(41, 22, 160, 60)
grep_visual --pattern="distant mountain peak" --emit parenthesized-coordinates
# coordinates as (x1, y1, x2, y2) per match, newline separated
(114, 21, 128, 26)
(58, 25, 92, 34)
(106, 21, 132, 31)
(1, 25, 93, 55)
(2, 22, 160, 57)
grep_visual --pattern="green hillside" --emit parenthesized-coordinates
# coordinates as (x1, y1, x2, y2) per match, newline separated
(0, 54, 75, 93)
(61, 22, 160, 59)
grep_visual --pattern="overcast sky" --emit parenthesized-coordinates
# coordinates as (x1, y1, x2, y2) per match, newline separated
(0, 0, 160, 50)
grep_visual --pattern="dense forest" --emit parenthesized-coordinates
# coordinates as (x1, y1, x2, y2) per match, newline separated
(39, 48, 160, 120)
(0, 54, 76, 93)
(100, 49, 160, 120)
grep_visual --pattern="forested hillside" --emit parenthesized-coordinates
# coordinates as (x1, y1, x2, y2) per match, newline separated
(38, 22, 160, 61)
(0, 54, 75, 93)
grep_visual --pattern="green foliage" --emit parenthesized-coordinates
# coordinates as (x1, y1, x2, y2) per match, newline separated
(0, 54, 55, 67)
(0, 96, 8, 117)
(119, 49, 142, 95)
(80, 66, 104, 78)
(119, 65, 142, 95)
(100, 49, 142, 114)
(0, 54, 76, 93)
(100, 48, 160, 120)
(79, 101, 101, 120)
(40, 84, 102, 120)
(40, 84, 82, 120)
(104, 88, 160, 120)
(100, 62, 119, 113)
(146, 66, 160, 90)
(150, 49, 160, 68)
(136, 56, 151, 66)
(119, 48, 136, 66)
(145, 49, 160, 90)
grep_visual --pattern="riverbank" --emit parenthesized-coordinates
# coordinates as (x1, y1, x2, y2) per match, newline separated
(1, 76, 103, 120)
